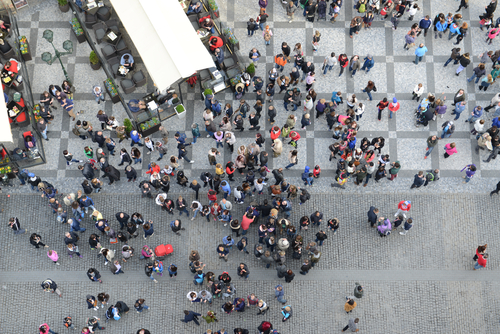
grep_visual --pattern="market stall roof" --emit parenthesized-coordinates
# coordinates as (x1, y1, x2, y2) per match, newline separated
(110, 0, 214, 91)
(0, 87, 13, 142)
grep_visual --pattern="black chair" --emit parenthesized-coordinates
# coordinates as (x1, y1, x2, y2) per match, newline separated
(96, 6, 112, 21)
(84, 12, 97, 29)
(132, 70, 147, 87)
(117, 48, 132, 57)
(120, 79, 136, 94)
(107, 56, 120, 79)
(222, 54, 238, 71)
(101, 44, 116, 60)
(115, 39, 127, 53)
(92, 22, 106, 44)
(106, 19, 119, 32)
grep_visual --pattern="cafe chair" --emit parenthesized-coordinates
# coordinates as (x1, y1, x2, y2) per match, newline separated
(84, 12, 97, 29)
(117, 48, 132, 57)
(222, 54, 238, 72)
(107, 56, 120, 79)
(92, 22, 107, 44)
(101, 44, 117, 60)
(105, 20, 119, 33)
(132, 70, 147, 87)
(1, 46, 15, 61)
(115, 39, 127, 53)
(96, 5, 112, 21)
(120, 79, 136, 94)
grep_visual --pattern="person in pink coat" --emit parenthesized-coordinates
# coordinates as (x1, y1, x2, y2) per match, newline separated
(47, 250, 60, 265)
(486, 24, 500, 45)
(39, 323, 57, 334)
(444, 142, 457, 158)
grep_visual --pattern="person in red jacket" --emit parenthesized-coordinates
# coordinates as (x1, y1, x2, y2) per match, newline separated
(474, 253, 488, 270)
(313, 165, 321, 178)
(208, 190, 217, 205)
(209, 36, 223, 52)
(145, 162, 160, 175)
(270, 126, 281, 141)
(289, 131, 301, 148)
(338, 54, 349, 77)
(394, 200, 411, 218)
(226, 161, 235, 181)
(376, 98, 389, 121)
(241, 211, 255, 235)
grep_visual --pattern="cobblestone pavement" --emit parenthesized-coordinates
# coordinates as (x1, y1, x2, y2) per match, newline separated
(3, 0, 500, 333)
(1, 193, 499, 333)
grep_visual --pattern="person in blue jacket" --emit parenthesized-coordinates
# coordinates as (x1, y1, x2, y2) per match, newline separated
(220, 181, 231, 199)
(281, 305, 293, 322)
(181, 310, 201, 325)
(417, 15, 432, 37)
(448, 22, 461, 40)
(331, 91, 343, 105)
(434, 16, 448, 39)
(360, 54, 374, 73)
(130, 130, 144, 147)
(233, 298, 246, 312)
(301, 166, 310, 184)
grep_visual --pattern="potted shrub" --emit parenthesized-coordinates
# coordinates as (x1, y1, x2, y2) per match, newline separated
(89, 51, 101, 70)
(202, 88, 213, 100)
(123, 118, 134, 134)
(175, 104, 186, 119)
(246, 63, 255, 78)
(58, 0, 70, 12)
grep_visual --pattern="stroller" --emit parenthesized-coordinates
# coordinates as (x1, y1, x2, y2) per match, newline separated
(415, 106, 433, 127)
(23, 131, 41, 159)
(317, 0, 327, 20)
(154, 244, 173, 261)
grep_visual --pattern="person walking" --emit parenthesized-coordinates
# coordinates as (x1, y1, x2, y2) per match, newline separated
(441, 121, 455, 139)
(342, 318, 360, 332)
(41, 279, 62, 298)
(362, 81, 376, 101)
(451, 101, 466, 120)
(461, 164, 476, 183)
(424, 135, 438, 159)
(360, 54, 374, 73)
(275, 285, 287, 304)
(395, 200, 411, 218)
(474, 254, 488, 270)
(490, 180, 500, 196)
(444, 47, 461, 67)
(181, 310, 201, 325)
(410, 171, 425, 189)
(456, 53, 470, 76)
(344, 298, 357, 313)
(444, 142, 457, 158)
(414, 43, 428, 65)
(8, 217, 27, 235)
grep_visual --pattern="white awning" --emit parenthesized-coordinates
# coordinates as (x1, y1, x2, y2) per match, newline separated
(110, 0, 215, 91)
(0, 86, 13, 142)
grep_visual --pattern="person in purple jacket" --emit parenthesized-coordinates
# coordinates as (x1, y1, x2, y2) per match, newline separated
(461, 164, 476, 183)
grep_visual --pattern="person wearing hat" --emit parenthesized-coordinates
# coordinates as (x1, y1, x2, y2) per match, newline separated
(395, 200, 411, 218)
(388, 97, 400, 119)
(28, 172, 41, 191)
(361, 54, 374, 73)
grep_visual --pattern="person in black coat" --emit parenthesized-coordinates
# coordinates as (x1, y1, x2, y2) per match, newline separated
(189, 180, 201, 200)
(30, 233, 48, 248)
(137, 330, 151, 334)
(105, 165, 120, 185)
(284, 269, 295, 283)
(367, 206, 378, 227)
(272, 168, 284, 185)
(64, 231, 79, 245)
(115, 212, 129, 230)
(79, 163, 95, 180)
(87, 268, 102, 283)
(410, 171, 426, 189)
(490, 180, 500, 196)
(82, 180, 93, 195)
(125, 166, 137, 182)
(94, 131, 106, 148)
(115, 301, 129, 314)
(200, 172, 213, 188)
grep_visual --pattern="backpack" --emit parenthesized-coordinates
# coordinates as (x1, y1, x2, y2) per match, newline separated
(358, 3, 366, 12)
(72, 126, 80, 136)
(426, 173, 434, 181)
(264, 32, 271, 41)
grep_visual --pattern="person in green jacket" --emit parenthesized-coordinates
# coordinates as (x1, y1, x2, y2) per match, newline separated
(388, 160, 400, 180)
(354, 283, 364, 298)
(202, 310, 217, 323)
(191, 123, 200, 144)
(424, 135, 438, 159)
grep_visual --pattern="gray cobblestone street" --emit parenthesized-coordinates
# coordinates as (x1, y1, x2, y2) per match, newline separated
(2, 0, 500, 333)
(1, 193, 500, 333)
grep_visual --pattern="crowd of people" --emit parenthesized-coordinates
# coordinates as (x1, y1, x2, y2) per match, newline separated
(13, 0, 500, 333)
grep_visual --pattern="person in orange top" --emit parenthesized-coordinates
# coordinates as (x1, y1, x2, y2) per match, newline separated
(270, 126, 281, 140)
(274, 54, 287, 72)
